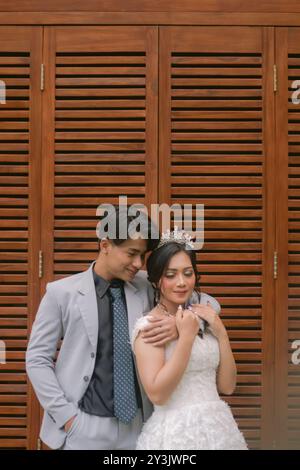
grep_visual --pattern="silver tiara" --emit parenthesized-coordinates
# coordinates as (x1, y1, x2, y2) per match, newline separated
(155, 226, 195, 250)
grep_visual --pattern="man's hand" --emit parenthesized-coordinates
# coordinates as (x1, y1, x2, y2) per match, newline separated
(64, 414, 77, 433)
(141, 313, 178, 347)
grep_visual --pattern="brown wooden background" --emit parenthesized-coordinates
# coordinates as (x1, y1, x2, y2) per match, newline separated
(0, 0, 299, 450)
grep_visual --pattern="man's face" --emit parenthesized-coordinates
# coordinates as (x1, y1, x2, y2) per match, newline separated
(105, 238, 148, 282)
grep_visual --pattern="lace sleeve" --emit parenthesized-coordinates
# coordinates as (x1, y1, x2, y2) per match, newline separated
(131, 316, 150, 354)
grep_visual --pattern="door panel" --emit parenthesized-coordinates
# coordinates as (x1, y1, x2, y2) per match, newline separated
(41, 26, 158, 283)
(0, 27, 42, 450)
(159, 26, 276, 449)
(276, 27, 300, 450)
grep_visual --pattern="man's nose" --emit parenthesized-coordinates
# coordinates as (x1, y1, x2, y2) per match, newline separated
(132, 255, 143, 269)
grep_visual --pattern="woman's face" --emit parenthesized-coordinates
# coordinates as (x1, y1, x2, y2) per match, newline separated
(158, 250, 196, 307)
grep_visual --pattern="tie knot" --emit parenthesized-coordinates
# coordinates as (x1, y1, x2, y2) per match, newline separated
(109, 286, 123, 301)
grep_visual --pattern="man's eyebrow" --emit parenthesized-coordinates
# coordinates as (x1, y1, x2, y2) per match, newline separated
(128, 248, 146, 254)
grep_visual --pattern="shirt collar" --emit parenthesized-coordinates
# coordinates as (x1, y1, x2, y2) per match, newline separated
(92, 268, 111, 298)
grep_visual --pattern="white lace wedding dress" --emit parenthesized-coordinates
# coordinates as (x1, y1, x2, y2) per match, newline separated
(132, 315, 248, 450)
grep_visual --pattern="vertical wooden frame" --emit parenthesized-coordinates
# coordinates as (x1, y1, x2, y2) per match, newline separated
(26, 26, 43, 450)
(275, 27, 289, 449)
(261, 27, 277, 449)
(159, 27, 172, 205)
(41, 27, 56, 291)
(145, 26, 159, 208)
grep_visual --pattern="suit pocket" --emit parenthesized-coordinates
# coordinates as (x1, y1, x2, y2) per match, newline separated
(66, 411, 81, 437)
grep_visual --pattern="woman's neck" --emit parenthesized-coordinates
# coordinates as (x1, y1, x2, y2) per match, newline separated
(158, 298, 181, 316)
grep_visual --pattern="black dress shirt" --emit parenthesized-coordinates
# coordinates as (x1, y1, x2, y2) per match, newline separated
(78, 268, 141, 417)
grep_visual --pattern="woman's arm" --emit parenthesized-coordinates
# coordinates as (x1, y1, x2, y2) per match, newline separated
(134, 308, 199, 405)
(215, 331, 237, 395)
(191, 302, 237, 395)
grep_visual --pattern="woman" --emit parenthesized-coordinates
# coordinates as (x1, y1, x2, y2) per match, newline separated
(131, 229, 248, 450)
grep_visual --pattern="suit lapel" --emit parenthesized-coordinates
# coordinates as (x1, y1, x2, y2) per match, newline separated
(76, 263, 145, 347)
(76, 262, 98, 348)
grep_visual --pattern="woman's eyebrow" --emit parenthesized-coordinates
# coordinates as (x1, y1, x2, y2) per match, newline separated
(166, 266, 193, 271)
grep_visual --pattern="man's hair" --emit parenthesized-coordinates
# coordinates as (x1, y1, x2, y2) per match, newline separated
(98, 205, 159, 252)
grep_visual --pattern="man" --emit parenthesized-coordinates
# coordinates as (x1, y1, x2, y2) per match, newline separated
(26, 208, 177, 450)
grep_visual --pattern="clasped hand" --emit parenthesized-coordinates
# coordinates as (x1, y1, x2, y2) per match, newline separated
(189, 302, 227, 340)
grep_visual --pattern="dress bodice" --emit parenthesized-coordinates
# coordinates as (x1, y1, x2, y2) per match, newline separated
(132, 316, 221, 410)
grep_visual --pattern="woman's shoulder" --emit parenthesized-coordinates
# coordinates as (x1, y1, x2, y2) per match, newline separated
(135, 314, 152, 330)
(131, 314, 152, 353)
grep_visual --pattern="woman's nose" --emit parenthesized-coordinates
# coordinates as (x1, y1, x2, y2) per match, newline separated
(177, 274, 186, 286)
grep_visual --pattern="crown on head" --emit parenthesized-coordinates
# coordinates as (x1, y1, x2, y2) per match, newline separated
(155, 226, 195, 250)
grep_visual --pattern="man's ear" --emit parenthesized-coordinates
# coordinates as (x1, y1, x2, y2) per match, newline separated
(99, 238, 112, 254)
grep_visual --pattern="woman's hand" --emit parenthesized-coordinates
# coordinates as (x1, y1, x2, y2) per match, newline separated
(176, 306, 200, 340)
(190, 302, 227, 340)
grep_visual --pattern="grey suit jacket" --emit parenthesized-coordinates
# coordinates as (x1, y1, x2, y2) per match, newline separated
(26, 262, 154, 449)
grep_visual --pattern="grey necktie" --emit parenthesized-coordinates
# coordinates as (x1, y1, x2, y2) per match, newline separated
(109, 285, 138, 424)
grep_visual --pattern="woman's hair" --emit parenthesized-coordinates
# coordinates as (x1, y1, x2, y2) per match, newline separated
(146, 241, 200, 291)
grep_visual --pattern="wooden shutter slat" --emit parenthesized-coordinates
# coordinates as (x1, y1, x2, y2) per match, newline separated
(55, 186, 146, 195)
(172, 56, 262, 66)
(56, 55, 146, 65)
(56, 88, 145, 97)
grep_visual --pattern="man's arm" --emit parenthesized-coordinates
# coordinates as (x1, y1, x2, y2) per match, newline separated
(26, 285, 77, 430)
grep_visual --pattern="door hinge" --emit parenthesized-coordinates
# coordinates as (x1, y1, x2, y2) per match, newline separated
(40, 64, 45, 91)
(37, 437, 41, 450)
(38, 250, 43, 278)
(273, 64, 277, 92)
(274, 251, 278, 279)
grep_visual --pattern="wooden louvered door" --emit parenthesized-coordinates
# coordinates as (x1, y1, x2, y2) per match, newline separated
(41, 26, 158, 283)
(276, 28, 300, 450)
(159, 27, 276, 449)
(0, 27, 42, 449)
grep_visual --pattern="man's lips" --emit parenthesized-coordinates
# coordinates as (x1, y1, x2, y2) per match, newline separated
(127, 269, 138, 276)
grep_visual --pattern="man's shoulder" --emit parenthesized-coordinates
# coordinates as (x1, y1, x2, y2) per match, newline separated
(200, 292, 221, 315)
(46, 267, 89, 294)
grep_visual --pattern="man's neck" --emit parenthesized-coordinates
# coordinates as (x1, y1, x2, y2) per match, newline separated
(93, 258, 113, 282)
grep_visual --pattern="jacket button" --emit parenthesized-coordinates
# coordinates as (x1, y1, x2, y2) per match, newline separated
(84, 376, 89, 382)
(91, 353, 95, 358)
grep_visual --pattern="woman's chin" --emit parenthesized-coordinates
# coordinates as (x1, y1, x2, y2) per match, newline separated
(171, 294, 190, 305)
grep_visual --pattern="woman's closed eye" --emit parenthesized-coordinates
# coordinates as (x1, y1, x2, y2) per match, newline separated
(165, 270, 194, 278)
